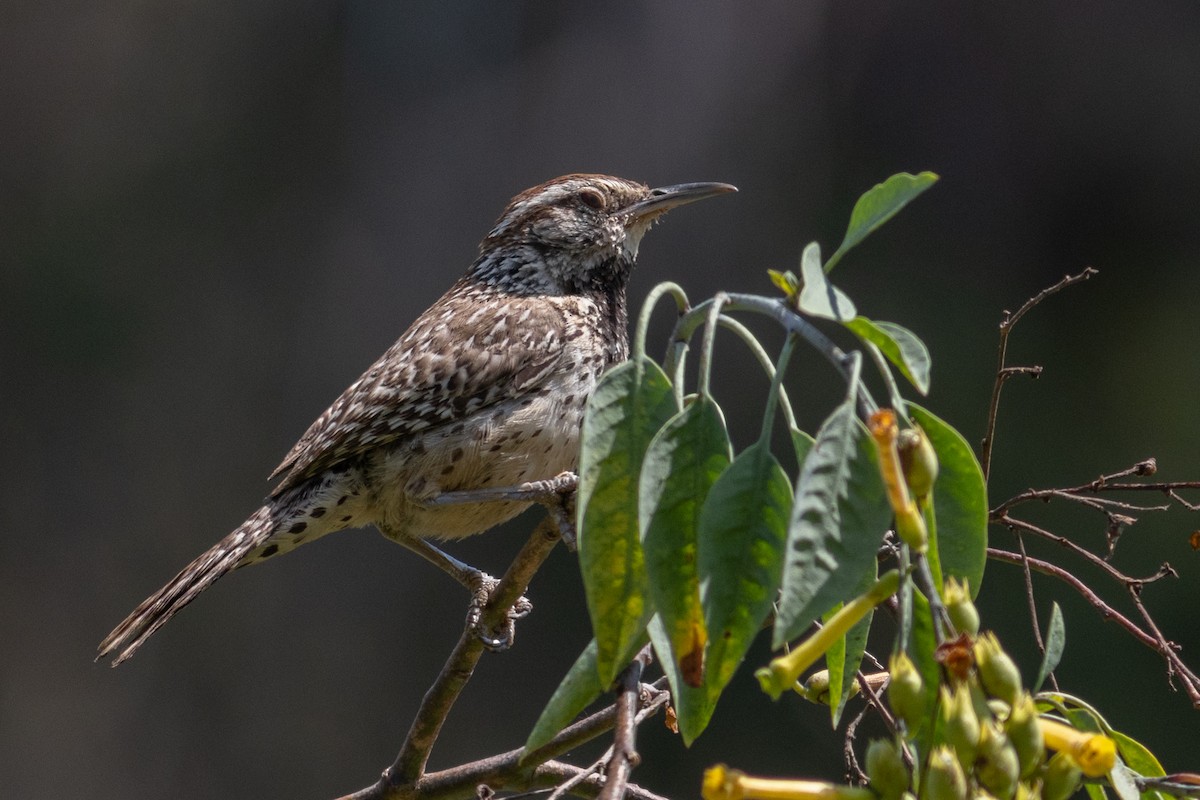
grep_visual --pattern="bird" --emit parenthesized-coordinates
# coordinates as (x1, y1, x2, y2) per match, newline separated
(97, 173, 736, 666)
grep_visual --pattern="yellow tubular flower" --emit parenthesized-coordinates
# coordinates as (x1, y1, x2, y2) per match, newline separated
(1038, 718, 1117, 777)
(756, 571, 901, 700)
(869, 411, 927, 552)
(702, 765, 875, 800)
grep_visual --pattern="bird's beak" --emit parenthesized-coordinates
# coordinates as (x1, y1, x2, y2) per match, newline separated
(625, 182, 738, 223)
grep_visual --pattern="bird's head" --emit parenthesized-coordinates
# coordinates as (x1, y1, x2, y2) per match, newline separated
(473, 174, 736, 294)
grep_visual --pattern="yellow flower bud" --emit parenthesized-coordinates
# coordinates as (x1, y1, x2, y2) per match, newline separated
(701, 765, 875, 800)
(887, 651, 928, 732)
(758, 571, 900, 700)
(897, 424, 938, 499)
(977, 722, 1020, 800)
(924, 746, 968, 800)
(940, 683, 981, 768)
(1004, 694, 1044, 778)
(973, 633, 1023, 704)
(1038, 718, 1117, 778)
(866, 739, 910, 800)
(1040, 752, 1083, 800)
(942, 578, 980, 636)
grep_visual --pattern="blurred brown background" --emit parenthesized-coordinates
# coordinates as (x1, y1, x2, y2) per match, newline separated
(3, 2, 1199, 797)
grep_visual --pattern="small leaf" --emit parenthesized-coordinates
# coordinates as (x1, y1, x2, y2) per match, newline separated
(640, 396, 732, 689)
(523, 640, 605, 755)
(698, 440, 792, 729)
(774, 401, 891, 646)
(907, 404, 988, 597)
(825, 559, 878, 727)
(578, 356, 678, 684)
(1109, 760, 1140, 800)
(798, 242, 857, 321)
(768, 269, 800, 300)
(844, 317, 932, 395)
(825, 172, 939, 272)
(1034, 602, 1066, 693)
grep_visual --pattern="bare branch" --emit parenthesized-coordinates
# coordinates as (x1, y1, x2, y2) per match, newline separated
(599, 649, 652, 800)
(980, 266, 1098, 478)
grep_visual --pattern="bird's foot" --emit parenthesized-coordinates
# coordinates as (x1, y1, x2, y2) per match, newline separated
(464, 572, 533, 651)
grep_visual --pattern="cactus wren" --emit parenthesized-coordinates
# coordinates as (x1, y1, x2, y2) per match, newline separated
(98, 173, 736, 666)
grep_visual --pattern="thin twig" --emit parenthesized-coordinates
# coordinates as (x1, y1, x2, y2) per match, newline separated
(1012, 531, 1058, 692)
(598, 649, 652, 800)
(345, 516, 563, 799)
(980, 266, 1098, 477)
(987, 548, 1158, 650)
(996, 514, 1177, 587)
(1128, 583, 1200, 706)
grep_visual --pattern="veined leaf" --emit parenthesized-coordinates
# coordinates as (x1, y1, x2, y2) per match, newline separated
(844, 317, 931, 395)
(798, 242, 857, 322)
(774, 401, 891, 646)
(698, 440, 792, 728)
(578, 356, 678, 684)
(907, 404, 988, 597)
(825, 172, 939, 272)
(640, 396, 732, 691)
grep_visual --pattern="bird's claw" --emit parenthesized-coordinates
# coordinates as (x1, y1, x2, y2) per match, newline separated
(464, 572, 532, 651)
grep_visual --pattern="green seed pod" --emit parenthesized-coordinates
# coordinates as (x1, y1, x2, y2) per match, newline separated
(1005, 694, 1045, 778)
(888, 652, 928, 732)
(866, 739, 910, 800)
(1041, 752, 1083, 800)
(940, 684, 981, 768)
(898, 425, 939, 499)
(974, 633, 1023, 704)
(977, 722, 1021, 800)
(924, 746, 968, 800)
(943, 578, 980, 636)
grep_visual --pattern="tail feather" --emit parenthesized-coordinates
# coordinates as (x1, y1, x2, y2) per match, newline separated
(97, 504, 277, 667)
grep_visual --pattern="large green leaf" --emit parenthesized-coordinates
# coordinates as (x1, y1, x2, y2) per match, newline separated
(640, 396, 732, 691)
(698, 440, 792, 723)
(844, 317, 932, 395)
(578, 356, 678, 684)
(907, 404, 988, 597)
(774, 401, 891, 646)
(647, 615, 713, 746)
(798, 241, 857, 321)
(825, 172, 939, 272)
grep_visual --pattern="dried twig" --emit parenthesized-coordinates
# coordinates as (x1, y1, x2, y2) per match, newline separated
(980, 266, 1098, 478)
(599, 648, 652, 800)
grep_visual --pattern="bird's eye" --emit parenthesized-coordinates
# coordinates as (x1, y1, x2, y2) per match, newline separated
(578, 188, 605, 210)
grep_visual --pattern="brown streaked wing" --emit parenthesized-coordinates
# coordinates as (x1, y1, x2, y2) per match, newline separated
(268, 285, 567, 495)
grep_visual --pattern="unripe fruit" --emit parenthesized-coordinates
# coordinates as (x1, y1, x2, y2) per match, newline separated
(940, 684, 981, 768)
(866, 739, 910, 800)
(898, 425, 938, 499)
(1005, 694, 1045, 778)
(943, 578, 980, 636)
(1041, 752, 1083, 800)
(974, 633, 1023, 704)
(924, 746, 967, 800)
(977, 722, 1021, 800)
(888, 652, 928, 732)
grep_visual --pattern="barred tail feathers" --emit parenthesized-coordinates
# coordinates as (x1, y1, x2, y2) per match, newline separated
(96, 503, 282, 666)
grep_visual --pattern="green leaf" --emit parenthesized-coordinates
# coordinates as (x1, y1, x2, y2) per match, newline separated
(908, 587, 942, 755)
(825, 172, 939, 272)
(523, 640, 605, 755)
(698, 440, 792, 721)
(1109, 761, 1140, 800)
(790, 427, 815, 471)
(844, 317, 932, 395)
(578, 356, 678, 684)
(824, 559, 878, 727)
(774, 401, 891, 646)
(907, 404, 988, 597)
(639, 396, 732, 692)
(1034, 602, 1066, 693)
(647, 615, 713, 746)
(1110, 729, 1166, 777)
(798, 242, 857, 321)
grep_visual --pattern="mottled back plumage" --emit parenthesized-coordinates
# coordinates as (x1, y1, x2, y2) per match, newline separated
(98, 174, 735, 665)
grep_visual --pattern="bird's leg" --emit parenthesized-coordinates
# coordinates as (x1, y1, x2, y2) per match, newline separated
(427, 471, 579, 549)
(425, 471, 578, 506)
(380, 526, 532, 651)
